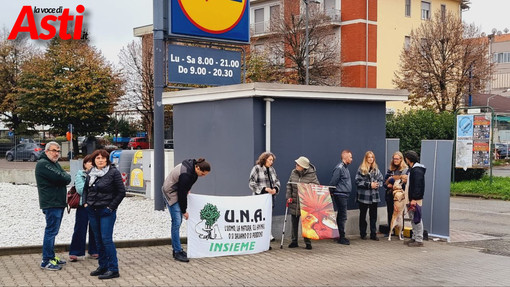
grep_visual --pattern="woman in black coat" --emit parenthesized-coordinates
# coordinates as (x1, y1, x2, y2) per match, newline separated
(83, 149, 126, 280)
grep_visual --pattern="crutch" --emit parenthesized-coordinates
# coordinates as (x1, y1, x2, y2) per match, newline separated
(280, 200, 290, 249)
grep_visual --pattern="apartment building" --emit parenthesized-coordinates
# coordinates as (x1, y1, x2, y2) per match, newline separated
(490, 33, 510, 95)
(249, 0, 462, 111)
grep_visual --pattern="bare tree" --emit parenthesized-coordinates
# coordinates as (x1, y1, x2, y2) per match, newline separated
(394, 11, 493, 112)
(261, 2, 342, 85)
(118, 39, 154, 146)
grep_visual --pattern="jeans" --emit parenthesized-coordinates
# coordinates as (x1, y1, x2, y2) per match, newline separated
(291, 214, 311, 244)
(358, 202, 378, 237)
(409, 207, 424, 242)
(42, 208, 64, 262)
(87, 207, 118, 272)
(332, 195, 348, 238)
(167, 202, 183, 252)
(69, 206, 97, 256)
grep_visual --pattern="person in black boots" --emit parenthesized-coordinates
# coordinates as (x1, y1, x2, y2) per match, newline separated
(163, 158, 211, 262)
(286, 156, 320, 249)
(83, 149, 126, 279)
(355, 151, 384, 241)
(329, 150, 353, 245)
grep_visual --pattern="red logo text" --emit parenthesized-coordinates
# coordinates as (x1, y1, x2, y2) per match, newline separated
(8, 5, 85, 40)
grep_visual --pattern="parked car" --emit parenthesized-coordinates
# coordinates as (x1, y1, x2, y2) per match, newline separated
(5, 143, 44, 162)
(127, 137, 149, 149)
(495, 143, 510, 158)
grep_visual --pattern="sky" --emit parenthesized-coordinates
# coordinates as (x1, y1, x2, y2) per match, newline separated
(461, 0, 509, 34)
(0, 0, 508, 66)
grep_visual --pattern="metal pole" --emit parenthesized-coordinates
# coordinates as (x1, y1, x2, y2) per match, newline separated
(305, 0, 310, 85)
(153, 0, 166, 210)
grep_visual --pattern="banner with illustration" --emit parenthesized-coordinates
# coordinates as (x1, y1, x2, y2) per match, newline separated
(187, 193, 272, 258)
(297, 183, 339, 240)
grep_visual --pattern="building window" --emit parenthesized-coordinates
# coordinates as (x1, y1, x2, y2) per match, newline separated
(405, 0, 411, 17)
(251, 3, 281, 35)
(254, 8, 265, 34)
(441, 4, 446, 21)
(421, 1, 431, 20)
(494, 52, 510, 63)
(269, 5, 280, 31)
(404, 36, 411, 50)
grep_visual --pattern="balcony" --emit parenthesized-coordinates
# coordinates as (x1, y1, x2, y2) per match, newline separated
(250, 9, 341, 37)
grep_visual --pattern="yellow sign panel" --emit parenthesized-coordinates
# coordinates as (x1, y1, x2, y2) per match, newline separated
(178, 0, 247, 33)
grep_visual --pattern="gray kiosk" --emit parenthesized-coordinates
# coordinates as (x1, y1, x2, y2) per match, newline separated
(162, 82, 408, 235)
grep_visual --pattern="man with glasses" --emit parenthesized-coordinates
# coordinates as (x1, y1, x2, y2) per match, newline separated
(35, 141, 71, 270)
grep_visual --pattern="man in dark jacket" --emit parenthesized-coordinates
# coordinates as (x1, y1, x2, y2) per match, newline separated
(404, 150, 426, 247)
(35, 142, 71, 270)
(329, 150, 353, 245)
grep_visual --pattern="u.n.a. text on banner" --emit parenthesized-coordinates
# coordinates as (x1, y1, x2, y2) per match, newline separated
(187, 193, 271, 258)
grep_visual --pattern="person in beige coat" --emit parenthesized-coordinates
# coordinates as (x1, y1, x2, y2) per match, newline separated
(286, 156, 320, 249)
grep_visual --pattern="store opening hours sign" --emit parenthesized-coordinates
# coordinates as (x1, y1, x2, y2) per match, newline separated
(168, 44, 241, 86)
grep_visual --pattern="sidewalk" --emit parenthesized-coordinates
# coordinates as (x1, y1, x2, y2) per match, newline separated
(1, 238, 509, 286)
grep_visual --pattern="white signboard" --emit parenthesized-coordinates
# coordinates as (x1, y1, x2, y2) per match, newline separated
(455, 113, 492, 169)
(187, 193, 272, 258)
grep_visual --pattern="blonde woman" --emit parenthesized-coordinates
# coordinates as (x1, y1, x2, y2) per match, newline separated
(355, 151, 384, 241)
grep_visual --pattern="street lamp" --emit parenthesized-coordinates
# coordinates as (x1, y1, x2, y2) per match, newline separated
(304, 0, 320, 85)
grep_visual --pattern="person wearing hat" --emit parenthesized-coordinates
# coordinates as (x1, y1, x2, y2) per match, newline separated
(285, 156, 320, 249)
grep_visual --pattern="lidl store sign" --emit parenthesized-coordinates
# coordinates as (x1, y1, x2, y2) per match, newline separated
(169, 0, 249, 43)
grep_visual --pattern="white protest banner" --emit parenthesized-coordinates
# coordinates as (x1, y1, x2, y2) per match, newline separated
(187, 193, 272, 258)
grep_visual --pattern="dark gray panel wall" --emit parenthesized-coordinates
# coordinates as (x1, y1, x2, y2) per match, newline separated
(173, 97, 387, 216)
(420, 140, 453, 239)
(173, 98, 256, 196)
(269, 98, 387, 214)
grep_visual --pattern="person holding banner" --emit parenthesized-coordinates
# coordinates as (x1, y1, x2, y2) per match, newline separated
(383, 151, 408, 237)
(249, 152, 281, 199)
(286, 156, 320, 249)
(329, 150, 353, 245)
(249, 152, 281, 243)
(355, 151, 384, 241)
(162, 158, 211, 262)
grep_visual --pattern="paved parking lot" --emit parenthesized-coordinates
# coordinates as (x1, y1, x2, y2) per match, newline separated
(2, 160, 509, 286)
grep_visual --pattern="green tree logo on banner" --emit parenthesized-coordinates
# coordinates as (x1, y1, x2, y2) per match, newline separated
(199, 203, 221, 239)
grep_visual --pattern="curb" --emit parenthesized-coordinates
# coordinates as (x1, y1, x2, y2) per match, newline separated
(0, 237, 188, 257)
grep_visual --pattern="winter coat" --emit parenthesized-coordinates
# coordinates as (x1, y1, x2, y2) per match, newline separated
(286, 164, 320, 216)
(249, 165, 281, 195)
(355, 167, 384, 204)
(408, 163, 426, 201)
(329, 161, 352, 197)
(83, 166, 125, 210)
(35, 153, 71, 209)
(162, 159, 198, 213)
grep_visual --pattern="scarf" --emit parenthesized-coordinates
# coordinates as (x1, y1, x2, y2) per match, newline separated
(88, 166, 110, 186)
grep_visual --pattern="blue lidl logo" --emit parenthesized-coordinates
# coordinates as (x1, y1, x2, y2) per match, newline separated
(169, 0, 249, 43)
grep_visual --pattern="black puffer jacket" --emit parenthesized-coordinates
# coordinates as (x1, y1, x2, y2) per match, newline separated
(83, 166, 126, 210)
